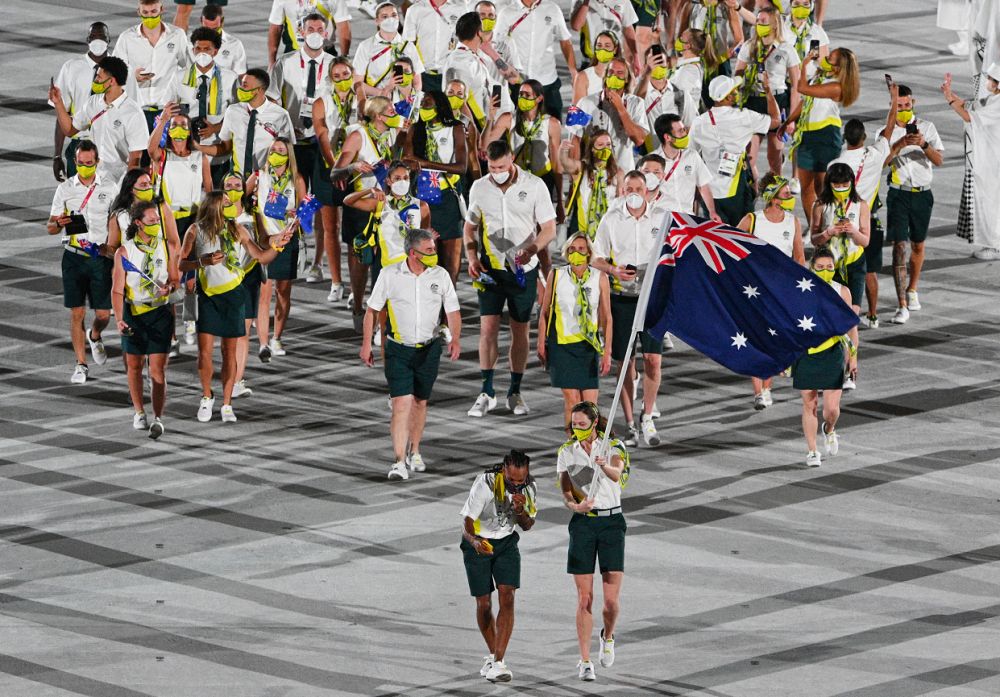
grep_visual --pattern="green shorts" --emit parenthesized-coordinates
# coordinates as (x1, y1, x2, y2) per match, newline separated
(241, 264, 263, 320)
(567, 512, 626, 575)
(792, 343, 845, 391)
(384, 338, 442, 400)
(796, 125, 844, 173)
(342, 204, 369, 245)
(121, 304, 173, 355)
(428, 187, 464, 241)
(62, 249, 112, 310)
(836, 257, 866, 307)
(886, 187, 933, 244)
(477, 267, 539, 323)
(197, 285, 247, 338)
(745, 91, 791, 124)
(865, 199, 884, 274)
(460, 532, 521, 597)
(266, 234, 299, 281)
(547, 339, 600, 390)
(610, 294, 663, 362)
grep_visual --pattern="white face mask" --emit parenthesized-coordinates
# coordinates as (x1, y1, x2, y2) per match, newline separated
(88, 39, 108, 56)
(491, 169, 510, 185)
(304, 32, 325, 50)
(194, 52, 214, 68)
(379, 17, 399, 33)
(643, 172, 660, 191)
(625, 193, 645, 210)
(389, 179, 410, 196)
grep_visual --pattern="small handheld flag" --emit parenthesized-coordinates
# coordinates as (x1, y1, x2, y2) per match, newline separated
(121, 256, 164, 290)
(566, 106, 592, 127)
(295, 194, 322, 235)
(415, 169, 443, 205)
(393, 99, 413, 119)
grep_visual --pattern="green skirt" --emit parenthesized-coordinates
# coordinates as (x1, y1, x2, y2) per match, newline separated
(792, 343, 845, 390)
(197, 285, 247, 338)
(428, 186, 464, 241)
(241, 263, 263, 320)
(266, 234, 299, 281)
(547, 339, 600, 390)
(121, 304, 173, 355)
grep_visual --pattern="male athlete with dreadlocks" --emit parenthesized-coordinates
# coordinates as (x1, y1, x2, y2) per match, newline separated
(459, 449, 537, 683)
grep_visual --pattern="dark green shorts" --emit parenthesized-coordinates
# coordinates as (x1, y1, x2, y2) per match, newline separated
(121, 304, 173, 355)
(241, 264, 263, 320)
(610, 294, 663, 362)
(293, 143, 317, 194)
(384, 338, 442, 399)
(886, 187, 933, 244)
(477, 267, 539, 323)
(174, 0, 227, 6)
(745, 91, 790, 123)
(62, 249, 112, 310)
(547, 339, 599, 390)
(567, 512, 626, 575)
(266, 234, 299, 281)
(197, 285, 247, 338)
(865, 200, 884, 274)
(312, 156, 340, 206)
(461, 532, 521, 597)
(792, 343, 845, 391)
(630, 0, 656, 26)
(796, 125, 844, 173)
(342, 204, 369, 245)
(837, 257, 866, 307)
(428, 187, 464, 241)
(713, 171, 755, 228)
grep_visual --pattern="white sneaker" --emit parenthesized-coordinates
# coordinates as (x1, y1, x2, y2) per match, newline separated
(761, 388, 773, 407)
(861, 315, 879, 329)
(407, 452, 426, 472)
(891, 307, 910, 324)
(788, 177, 802, 196)
(87, 333, 107, 366)
(599, 629, 615, 667)
(232, 380, 253, 398)
(753, 393, 766, 411)
(640, 413, 660, 446)
(305, 264, 323, 283)
(578, 660, 596, 681)
(479, 655, 495, 677)
(327, 282, 344, 302)
(906, 290, 920, 310)
(972, 247, 1000, 261)
(168, 339, 180, 358)
(347, 291, 355, 307)
(70, 363, 88, 384)
(197, 395, 215, 422)
(506, 393, 530, 415)
(184, 320, 196, 345)
(220, 405, 237, 423)
(467, 393, 497, 418)
(823, 423, 839, 456)
(133, 412, 148, 430)
(149, 418, 164, 440)
(269, 338, 286, 356)
(624, 424, 639, 448)
(663, 333, 675, 351)
(387, 461, 409, 480)
(485, 660, 512, 683)
(842, 376, 856, 391)
(805, 450, 822, 468)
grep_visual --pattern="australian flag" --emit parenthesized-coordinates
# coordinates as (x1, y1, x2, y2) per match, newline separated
(263, 189, 289, 220)
(393, 98, 413, 119)
(295, 194, 322, 234)
(415, 169, 442, 205)
(566, 106, 591, 127)
(643, 213, 859, 377)
(372, 160, 389, 189)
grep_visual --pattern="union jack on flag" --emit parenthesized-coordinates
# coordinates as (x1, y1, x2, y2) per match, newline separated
(263, 188, 289, 220)
(662, 213, 768, 274)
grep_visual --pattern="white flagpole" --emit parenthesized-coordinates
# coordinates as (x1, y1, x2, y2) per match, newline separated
(588, 208, 674, 492)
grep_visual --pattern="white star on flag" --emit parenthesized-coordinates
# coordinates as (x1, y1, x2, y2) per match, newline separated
(797, 316, 816, 331)
(768, 328, 777, 336)
(796, 277, 815, 292)
(742, 285, 760, 299)
(731, 332, 748, 349)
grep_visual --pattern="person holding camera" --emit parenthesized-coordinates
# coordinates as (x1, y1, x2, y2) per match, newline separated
(884, 84, 944, 324)
(352, 2, 424, 95)
(459, 449, 537, 683)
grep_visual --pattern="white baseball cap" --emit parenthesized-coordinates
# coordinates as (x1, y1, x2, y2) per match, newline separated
(708, 75, 744, 103)
(986, 62, 1000, 82)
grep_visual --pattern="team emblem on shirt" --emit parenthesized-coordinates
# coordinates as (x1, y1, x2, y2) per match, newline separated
(98, 193, 108, 201)
(684, 165, 692, 174)
(167, 43, 176, 51)
(191, 163, 198, 171)
(431, 283, 440, 293)
(517, 191, 527, 201)
(113, 119, 122, 128)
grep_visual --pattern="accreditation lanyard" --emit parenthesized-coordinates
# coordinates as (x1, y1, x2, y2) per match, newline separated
(661, 154, 683, 185)
(507, 0, 541, 37)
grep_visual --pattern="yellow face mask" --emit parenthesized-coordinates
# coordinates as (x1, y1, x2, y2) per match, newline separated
(605, 75, 626, 91)
(651, 65, 668, 80)
(594, 49, 615, 64)
(819, 55, 835, 73)
(832, 186, 851, 202)
(791, 5, 811, 19)
(76, 163, 97, 179)
(168, 126, 190, 140)
(572, 423, 594, 442)
(417, 252, 438, 267)
(815, 268, 835, 283)
(142, 222, 161, 237)
(91, 77, 110, 94)
(567, 251, 589, 266)
(448, 95, 465, 111)
(671, 134, 690, 150)
(419, 107, 438, 122)
(400, 72, 413, 87)
(481, 17, 496, 32)
(593, 147, 612, 161)
(333, 77, 353, 92)
(141, 14, 162, 30)
(896, 109, 914, 124)
(222, 202, 238, 219)
(517, 96, 537, 112)
(236, 86, 257, 103)
(134, 187, 154, 202)
(674, 38, 685, 53)
(755, 24, 772, 38)
(778, 196, 796, 211)
(225, 189, 243, 203)
(267, 152, 289, 168)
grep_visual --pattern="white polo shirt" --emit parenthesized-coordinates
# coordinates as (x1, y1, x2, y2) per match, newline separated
(689, 106, 770, 200)
(466, 166, 557, 273)
(353, 34, 425, 88)
(830, 136, 892, 207)
(72, 93, 150, 183)
(668, 57, 703, 127)
(735, 41, 800, 95)
(49, 174, 117, 247)
(113, 23, 191, 109)
(643, 82, 682, 131)
(460, 471, 538, 539)
(887, 119, 944, 189)
(653, 148, 713, 214)
(268, 0, 352, 49)
(367, 261, 460, 345)
(556, 436, 628, 510)
(219, 100, 297, 174)
(442, 44, 514, 121)
(401, 0, 471, 73)
(593, 198, 667, 294)
(51, 54, 102, 139)
(268, 49, 335, 138)
(495, 0, 571, 86)
(570, 92, 648, 170)
(216, 30, 248, 75)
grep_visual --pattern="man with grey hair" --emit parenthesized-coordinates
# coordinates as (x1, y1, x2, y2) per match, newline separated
(361, 229, 463, 480)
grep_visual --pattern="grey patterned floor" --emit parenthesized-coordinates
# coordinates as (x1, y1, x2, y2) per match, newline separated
(2, 1, 1000, 695)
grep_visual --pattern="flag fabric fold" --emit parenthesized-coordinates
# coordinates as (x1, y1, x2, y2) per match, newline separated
(643, 212, 859, 377)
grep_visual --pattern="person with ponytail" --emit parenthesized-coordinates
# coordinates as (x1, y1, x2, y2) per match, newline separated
(179, 191, 292, 424)
(111, 200, 178, 439)
(569, 57, 648, 171)
(559, 129, 624, 240)
(511, 79, 564, 227)
(571, 31, 623, 103)
(683, 0, 744, 89)
(556, 400, 630, 682)
(738, 174, 805, 410)
(668, 28, 712, 127)
(459, 449, 537, 683)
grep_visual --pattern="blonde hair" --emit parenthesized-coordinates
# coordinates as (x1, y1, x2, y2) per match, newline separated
(833, 47, 860, 108)
(561, 231, 594, 261)
(265, 136, 299, 182)
(752, 7, 784, 49)
(194, 191, 233, 244)
(687, 29, 718, 70)
(363, 95, 391, 122)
